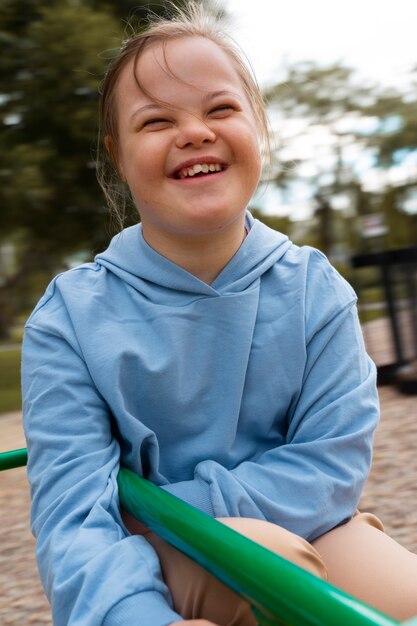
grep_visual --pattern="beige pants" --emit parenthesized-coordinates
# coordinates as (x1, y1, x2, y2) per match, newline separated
(124, 513, 417, 624)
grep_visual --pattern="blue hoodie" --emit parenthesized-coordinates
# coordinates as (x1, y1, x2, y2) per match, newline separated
(22, 213, 379, 626)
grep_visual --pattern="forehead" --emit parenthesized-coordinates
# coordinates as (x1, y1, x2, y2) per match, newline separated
(115, 36, 246, 109)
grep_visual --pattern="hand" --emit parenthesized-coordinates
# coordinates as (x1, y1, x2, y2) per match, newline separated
(169, 621, 221, 625)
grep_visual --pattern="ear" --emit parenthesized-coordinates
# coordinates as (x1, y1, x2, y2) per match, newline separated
(104, 135, 126, 181)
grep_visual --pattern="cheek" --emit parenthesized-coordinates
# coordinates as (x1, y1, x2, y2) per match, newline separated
(130, 138, 168, 177)
(236, 123, 262, 162)
(241, 134, 262, 178)
(121, 150, 154, 187)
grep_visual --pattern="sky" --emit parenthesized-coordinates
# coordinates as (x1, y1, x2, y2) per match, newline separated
(224, 0, 417, 91)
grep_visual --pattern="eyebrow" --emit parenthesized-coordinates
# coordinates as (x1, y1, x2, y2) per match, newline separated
(129, 103, 166, 125)
(129, 90, 242, 124)
(202, 89, 241, 103)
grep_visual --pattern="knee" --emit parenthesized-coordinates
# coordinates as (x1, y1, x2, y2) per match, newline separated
(217, 517, 328, 581)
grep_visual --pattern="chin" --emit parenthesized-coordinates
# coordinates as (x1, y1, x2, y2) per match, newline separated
(184, 204, 245, 227)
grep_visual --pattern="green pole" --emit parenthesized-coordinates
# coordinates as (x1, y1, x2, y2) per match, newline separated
(0, 447, 27, 471)
(118, 467, 398, 626)
(0, 450, 403, 626)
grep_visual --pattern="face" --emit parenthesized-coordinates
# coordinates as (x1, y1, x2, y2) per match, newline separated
(110, 36, 262, 246)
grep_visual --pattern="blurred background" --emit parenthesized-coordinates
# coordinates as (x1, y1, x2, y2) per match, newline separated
(0, 0, 416, 409)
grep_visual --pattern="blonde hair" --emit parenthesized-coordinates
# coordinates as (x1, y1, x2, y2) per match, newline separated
(97, 1, 270, 229)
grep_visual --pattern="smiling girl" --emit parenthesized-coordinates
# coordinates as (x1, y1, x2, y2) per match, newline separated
(22, 3, 417, 626)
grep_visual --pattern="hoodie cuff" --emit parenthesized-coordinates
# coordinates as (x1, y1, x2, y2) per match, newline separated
(102, 590, 181, 626)
(162, 479, 214, 517)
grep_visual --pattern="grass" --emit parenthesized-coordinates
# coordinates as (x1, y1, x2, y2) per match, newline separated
(0, 349, 22, 414)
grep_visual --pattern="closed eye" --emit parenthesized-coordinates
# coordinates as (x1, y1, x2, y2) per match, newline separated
(209, 104, 236, 117)
(142, 118, 172, 129)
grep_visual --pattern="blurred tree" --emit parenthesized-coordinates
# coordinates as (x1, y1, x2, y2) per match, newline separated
(359, 79, 417, 248)
(250, 207, 290, 236)
(265, 62, 373, 123)
(0, 0, 205, 338)
(0, 0, 118, 338)
(264, 62, 376, 255)
(362, 76, 417, 167)
(264, 61, 417, 258)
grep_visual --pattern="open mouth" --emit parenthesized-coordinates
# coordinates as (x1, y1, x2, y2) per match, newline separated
(174, 162, 226, 180)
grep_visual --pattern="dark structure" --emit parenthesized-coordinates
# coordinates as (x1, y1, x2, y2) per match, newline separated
(352, 246, 417, 394)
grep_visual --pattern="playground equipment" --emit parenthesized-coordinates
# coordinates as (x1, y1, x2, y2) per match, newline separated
(1, 447, 417, 626)
(352, 245, 417, 393)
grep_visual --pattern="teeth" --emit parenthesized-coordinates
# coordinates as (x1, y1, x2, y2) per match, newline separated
(178, 162, 223, 179)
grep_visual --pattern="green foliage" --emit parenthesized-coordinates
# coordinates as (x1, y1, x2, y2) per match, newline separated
(0, 0, 121, 254)
(250, 207, 290, 236)
(0, 349, 22, 413)
(264, 61, 417, 259)
(362, 86, 417, 167)
(0, 0, 200, 337)
(265, 62, 372, 122)
(0, 0, 206, 254)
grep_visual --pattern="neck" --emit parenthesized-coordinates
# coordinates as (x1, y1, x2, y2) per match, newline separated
(142, 215, 247, 284)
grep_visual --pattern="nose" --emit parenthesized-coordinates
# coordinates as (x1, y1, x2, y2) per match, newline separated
(175, 115, 216, 149)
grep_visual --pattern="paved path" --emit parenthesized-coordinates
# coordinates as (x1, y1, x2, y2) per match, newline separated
(1, 385, 416, 624)
(0, 413, 51, 625)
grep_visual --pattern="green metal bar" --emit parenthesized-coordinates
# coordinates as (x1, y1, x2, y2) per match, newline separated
(0, 447, 27, 471)
(118, 466, 398, 626)
(0, 449, 405, 626)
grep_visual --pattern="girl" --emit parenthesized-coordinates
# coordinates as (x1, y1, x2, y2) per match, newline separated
(22, 4, 417, 626)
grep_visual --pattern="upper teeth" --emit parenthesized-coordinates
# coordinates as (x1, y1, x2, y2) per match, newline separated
(178, 163, 223, 179)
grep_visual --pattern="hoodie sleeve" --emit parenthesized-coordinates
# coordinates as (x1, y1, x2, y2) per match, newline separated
(163, 260, 379, 542)
(22, 294, 181, 626)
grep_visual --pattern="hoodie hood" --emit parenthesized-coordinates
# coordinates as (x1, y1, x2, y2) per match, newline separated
(95, 212, 291, 298)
